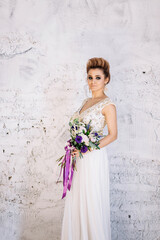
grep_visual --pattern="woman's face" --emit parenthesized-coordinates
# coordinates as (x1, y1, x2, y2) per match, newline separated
(87, 68, 108, 92)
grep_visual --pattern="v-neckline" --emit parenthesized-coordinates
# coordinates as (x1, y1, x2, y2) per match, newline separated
(78, 96, 109, 115)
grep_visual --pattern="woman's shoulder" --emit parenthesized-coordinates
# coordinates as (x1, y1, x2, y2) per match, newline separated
(100, 96, 116, 109)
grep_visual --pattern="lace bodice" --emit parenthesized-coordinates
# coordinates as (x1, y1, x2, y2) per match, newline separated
(69, 97, 116, 135)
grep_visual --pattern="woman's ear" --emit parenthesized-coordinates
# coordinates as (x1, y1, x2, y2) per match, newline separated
(104, 77, 109, 85)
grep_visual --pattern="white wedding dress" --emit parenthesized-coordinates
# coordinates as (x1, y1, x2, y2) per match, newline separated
(61, 97, 116, 240)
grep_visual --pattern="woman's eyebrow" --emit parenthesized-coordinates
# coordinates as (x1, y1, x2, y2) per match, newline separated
(88, 74, 101, 76)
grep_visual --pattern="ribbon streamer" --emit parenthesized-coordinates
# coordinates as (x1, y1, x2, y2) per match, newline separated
(56, 143, 76, 199)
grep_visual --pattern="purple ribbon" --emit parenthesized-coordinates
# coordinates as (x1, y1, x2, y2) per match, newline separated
(57, 142, 76, 199)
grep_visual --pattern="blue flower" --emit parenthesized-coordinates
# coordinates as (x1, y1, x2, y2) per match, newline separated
(81, 145, 88, 153)
(86, 123, 90, 130)
(75, 135, 82, 143)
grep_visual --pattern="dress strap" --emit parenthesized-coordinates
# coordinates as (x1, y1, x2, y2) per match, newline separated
(81, 98, 89, 106)
(78, 98, 89, 112)
(99, 97, 116, 111)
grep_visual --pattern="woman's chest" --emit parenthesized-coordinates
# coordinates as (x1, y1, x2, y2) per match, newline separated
(70, 107, 106, 134)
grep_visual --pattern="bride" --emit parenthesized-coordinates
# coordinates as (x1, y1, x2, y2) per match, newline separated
(60, 57, 118, 240)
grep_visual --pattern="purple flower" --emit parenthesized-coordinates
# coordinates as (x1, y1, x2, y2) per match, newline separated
(94, 132, 98, 136)
(68, 139, 72, 147)
(86, 123, 90, 130)
(81, 145, 88, 153)
(75, 135, 82, 143)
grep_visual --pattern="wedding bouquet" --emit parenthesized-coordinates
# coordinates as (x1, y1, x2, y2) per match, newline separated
(56, 118, 106, 199)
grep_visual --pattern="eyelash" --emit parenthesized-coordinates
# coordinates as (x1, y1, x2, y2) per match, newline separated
(88, 77, 101, 80)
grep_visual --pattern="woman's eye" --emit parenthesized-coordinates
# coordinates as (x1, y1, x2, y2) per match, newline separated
(88, 76, 101, 80)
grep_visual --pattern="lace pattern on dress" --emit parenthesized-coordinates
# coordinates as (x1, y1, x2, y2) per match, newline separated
(70, 97, 116, 135)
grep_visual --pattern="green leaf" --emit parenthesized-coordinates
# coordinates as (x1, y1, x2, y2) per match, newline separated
(79, 151, 83, 158)
(69, 122, 72, 127)
(56, 155, 64, 162)
(89, 141, 97, 148)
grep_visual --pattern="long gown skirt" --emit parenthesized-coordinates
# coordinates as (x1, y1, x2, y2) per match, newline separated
(61, 146, 111, 240)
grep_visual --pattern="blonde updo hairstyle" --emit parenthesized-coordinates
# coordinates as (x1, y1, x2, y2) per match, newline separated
(86, 57, 110, 85)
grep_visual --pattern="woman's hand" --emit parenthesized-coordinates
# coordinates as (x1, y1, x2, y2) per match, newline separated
(71, 148, 93, 158)
(71, 149, 81, 158)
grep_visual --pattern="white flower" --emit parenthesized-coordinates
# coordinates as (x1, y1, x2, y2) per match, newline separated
(79, 133, 89, 146)
(79, 126, 87, 133)
(71, 129, 76, 137)
(89, 132, 97, 142)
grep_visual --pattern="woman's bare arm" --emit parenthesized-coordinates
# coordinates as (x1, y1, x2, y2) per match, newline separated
(99, 104, 118, 148)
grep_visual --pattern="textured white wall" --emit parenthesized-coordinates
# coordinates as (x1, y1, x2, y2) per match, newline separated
(0, 1, 160, 240)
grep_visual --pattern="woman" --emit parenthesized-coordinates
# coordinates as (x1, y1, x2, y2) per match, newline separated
(61, 57, 118, 240)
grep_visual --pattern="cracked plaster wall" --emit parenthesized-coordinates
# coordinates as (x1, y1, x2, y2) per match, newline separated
(0, 1, 160, 240)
